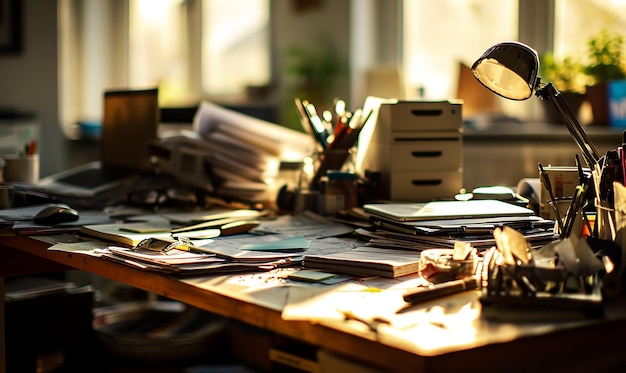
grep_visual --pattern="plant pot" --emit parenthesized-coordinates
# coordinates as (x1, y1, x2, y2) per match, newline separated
(541, 91, 586, 125)
(586, 82, 610, 126)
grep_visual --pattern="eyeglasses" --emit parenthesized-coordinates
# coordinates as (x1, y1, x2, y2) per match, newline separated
(135, 237, 192, 254)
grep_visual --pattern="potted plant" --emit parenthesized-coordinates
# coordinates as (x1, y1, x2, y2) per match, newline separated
(583, 30, 626, 125)
(539, 52, 589, 124)
(282, 43, 347, 130)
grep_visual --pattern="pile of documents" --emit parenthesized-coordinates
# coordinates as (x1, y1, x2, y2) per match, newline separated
(155, 101, 314, 202)
(356, 200, 558, 251)
(299, 200, 557, 278)
(73, 209, 359, 277)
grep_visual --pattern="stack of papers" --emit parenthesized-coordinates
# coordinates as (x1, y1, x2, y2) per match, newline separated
(359, 200, 557, 251)
(304, 246, 421, 278)
(102, 246, 291, 276)
(72, 210, 362, 277)
(156, 101, 314, 202)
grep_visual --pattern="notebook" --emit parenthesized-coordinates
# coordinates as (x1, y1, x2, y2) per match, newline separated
(363, 200, 535, 222)
(33, 88, 159, 197)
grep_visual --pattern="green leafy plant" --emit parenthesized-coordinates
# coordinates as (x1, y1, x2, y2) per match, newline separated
(540, 52, 589, 93)
(583, 29, 626, 85)
(283, 44, 347, 102)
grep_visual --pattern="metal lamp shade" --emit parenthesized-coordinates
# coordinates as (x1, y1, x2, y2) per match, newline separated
(471, 41, 540, 101)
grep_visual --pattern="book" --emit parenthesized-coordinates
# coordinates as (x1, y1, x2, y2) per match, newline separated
(80, 222, 173, 246)
(304, 246, 421, 278)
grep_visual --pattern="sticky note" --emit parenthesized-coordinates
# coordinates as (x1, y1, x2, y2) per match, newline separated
(287, 269, 337, 282)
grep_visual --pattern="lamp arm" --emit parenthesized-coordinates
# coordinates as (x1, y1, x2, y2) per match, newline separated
(535, 83, 601, 168)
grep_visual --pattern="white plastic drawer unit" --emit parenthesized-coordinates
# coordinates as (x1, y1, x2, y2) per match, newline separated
(389, 170, 463, 201)
(378, 100, 462, 132)
(390, 136, 462, 172)
(358, 99, 463, 202)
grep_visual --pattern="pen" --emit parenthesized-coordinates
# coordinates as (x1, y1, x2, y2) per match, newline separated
(294, 97, 315, 138)
(28, 140, 37, 155)
(305, 102, 330, 149)
(563, 184, 589, 238)
(538, 163, 564, 233)
(600, 150, 618, 205)
(403, 276, 478, 304)
(167, 244, 214, 255)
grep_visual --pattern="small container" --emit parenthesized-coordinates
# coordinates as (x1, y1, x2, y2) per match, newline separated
(326, 170, 358, 210)
(3, 154, 39, 184)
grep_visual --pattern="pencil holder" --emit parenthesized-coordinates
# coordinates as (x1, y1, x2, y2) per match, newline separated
(547, 197, 572, 236)
(310, 147, 356, 189)
(596, 201, 616, 240)
(2, 154, 39, 184)
(0, 183, 13, 209)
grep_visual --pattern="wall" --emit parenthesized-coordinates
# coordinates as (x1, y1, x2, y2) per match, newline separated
(271, 0, 351, 127)
(0, 0, 70, 177)
(0, 0, 355, 178)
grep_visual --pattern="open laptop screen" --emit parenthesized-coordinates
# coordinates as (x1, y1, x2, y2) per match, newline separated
(32, 88, 159, 197)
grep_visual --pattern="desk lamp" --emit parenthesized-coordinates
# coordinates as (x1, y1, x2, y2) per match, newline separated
(471, 41, 601, 169)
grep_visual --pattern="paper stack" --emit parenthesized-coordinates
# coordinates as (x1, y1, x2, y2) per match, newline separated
(155, 101, 314, 202)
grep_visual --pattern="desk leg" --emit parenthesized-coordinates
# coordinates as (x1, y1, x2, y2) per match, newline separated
(0, 276, 5, 373)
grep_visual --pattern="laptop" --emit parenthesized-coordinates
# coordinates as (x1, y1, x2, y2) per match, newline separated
(33, 88, 159, 197)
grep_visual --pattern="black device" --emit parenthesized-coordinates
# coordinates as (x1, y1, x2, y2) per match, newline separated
(33, 204, 79, 224)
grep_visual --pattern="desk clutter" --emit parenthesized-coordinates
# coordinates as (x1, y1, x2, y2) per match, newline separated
(6, 91, 626, 350)
(291, 96, 464, 215)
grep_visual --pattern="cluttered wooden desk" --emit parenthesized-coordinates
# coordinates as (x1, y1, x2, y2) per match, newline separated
(2, 222, 626, 373)
(3, 94, 626, 372)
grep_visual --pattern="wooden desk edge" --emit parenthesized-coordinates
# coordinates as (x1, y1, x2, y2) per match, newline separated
(3, 235, 626, 372)
(0, 235, 428, 372)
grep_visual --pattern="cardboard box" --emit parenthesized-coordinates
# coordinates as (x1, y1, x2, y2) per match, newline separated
(539, 166, 580, 220)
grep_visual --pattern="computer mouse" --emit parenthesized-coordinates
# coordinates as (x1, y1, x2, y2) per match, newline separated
(33, 204, 80, 225)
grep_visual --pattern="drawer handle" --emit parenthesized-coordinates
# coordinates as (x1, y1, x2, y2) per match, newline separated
(411, 179, 442, 186)
(410, 109, 443, 116)
(411, 151, 443, 158)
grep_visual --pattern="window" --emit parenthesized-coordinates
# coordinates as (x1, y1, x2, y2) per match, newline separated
(554, 0, 626, 58)
(58, 0, 270, 136)
(402, 0, 518, 101)
(401, 0, 626, 121)
(201, 0, 270, 95)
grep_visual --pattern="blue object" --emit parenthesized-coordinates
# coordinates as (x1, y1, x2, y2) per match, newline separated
(78, 120, 102, 139)
(609, 80, 626, 127)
